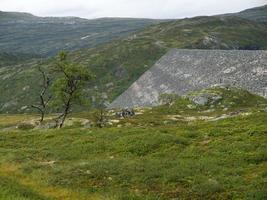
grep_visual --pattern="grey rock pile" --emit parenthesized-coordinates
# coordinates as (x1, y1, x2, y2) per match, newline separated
(110, 49, 267, 108)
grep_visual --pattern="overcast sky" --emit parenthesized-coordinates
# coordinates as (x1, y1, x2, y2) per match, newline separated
(0, 0, 266, 19)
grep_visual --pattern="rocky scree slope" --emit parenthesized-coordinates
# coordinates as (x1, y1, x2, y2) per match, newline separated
(110, 49, 267, 108)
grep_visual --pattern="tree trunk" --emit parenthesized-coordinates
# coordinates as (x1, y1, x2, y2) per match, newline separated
(40, 111, 44, 123)
(59, 112, 67, 128)
(58, 98, 71, 128)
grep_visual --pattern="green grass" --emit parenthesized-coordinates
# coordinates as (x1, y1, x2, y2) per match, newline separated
(1, 88, 267, 199)
(0, 113, 266, 199)
(151, 87, 267, 118)
(0, 177, 50, 200)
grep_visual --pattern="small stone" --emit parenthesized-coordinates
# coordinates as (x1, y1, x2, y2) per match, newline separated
(192, 96, 209, 106)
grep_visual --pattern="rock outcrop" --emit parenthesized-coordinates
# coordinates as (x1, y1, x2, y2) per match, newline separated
(110, 49, 267, 108)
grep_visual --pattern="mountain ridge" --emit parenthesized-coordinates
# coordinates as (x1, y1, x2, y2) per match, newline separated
(234, 4, 267, 22)
(1, 4, 266, 56)
(1, 3, 266, 21)
(0, 11, 161, 56)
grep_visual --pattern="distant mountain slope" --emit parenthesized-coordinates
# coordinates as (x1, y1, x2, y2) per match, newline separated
(0, 52, 39, 67)
(233, 4, 267, 22)
(0, 11, 160, 56)
(110, 49, 267, 108)
(0, 11, 37, 21)
(1, 7, 267, 113)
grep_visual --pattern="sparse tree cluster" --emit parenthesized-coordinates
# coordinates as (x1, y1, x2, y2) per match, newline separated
(52, 52, 94, 128)
(32, 51, 94, 128)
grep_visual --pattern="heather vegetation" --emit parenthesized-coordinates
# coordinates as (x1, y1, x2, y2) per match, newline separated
(0, 87, 267, 199)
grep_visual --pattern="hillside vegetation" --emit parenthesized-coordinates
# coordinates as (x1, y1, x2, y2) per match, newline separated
(1, 13, 267, 113)
(0, 87, 267, 199)
(233, 4, 267, 22)
(0, 52, 40, 67)
(0, 11, 160, 56)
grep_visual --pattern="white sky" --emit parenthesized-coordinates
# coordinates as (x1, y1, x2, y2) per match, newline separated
(0, 0, 266, 19)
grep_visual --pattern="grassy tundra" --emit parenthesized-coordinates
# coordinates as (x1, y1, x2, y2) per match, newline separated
(0, 87, 267, 200)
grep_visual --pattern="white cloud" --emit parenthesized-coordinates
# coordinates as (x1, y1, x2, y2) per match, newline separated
(0, 0, 266, 19)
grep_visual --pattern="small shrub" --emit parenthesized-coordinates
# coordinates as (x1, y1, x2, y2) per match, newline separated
(247, 129, 266, 136)
(193, 178, 224, 196)
(245, 152, 267, 164)
(159, 93, 180, 105)
(182, 131, 199, 139)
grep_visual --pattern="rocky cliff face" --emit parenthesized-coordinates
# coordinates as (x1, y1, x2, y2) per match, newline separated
(110, 49, 267, 108)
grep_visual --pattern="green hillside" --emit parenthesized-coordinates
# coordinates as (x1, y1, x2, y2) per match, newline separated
(0, 52, 40, 67)
(233, 4, 267, 22)
(1, 14, 267, 113)
(0, 11, 160, 56)
(0, 11, 37, 21)
(0, 87, 266, 199)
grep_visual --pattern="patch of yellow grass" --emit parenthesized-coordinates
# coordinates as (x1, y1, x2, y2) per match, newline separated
(0, 163, 103, 200)
(0, 114, 37, 126)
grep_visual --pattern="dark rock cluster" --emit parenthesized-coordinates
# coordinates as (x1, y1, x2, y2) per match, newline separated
(116, 108, 135, 118)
